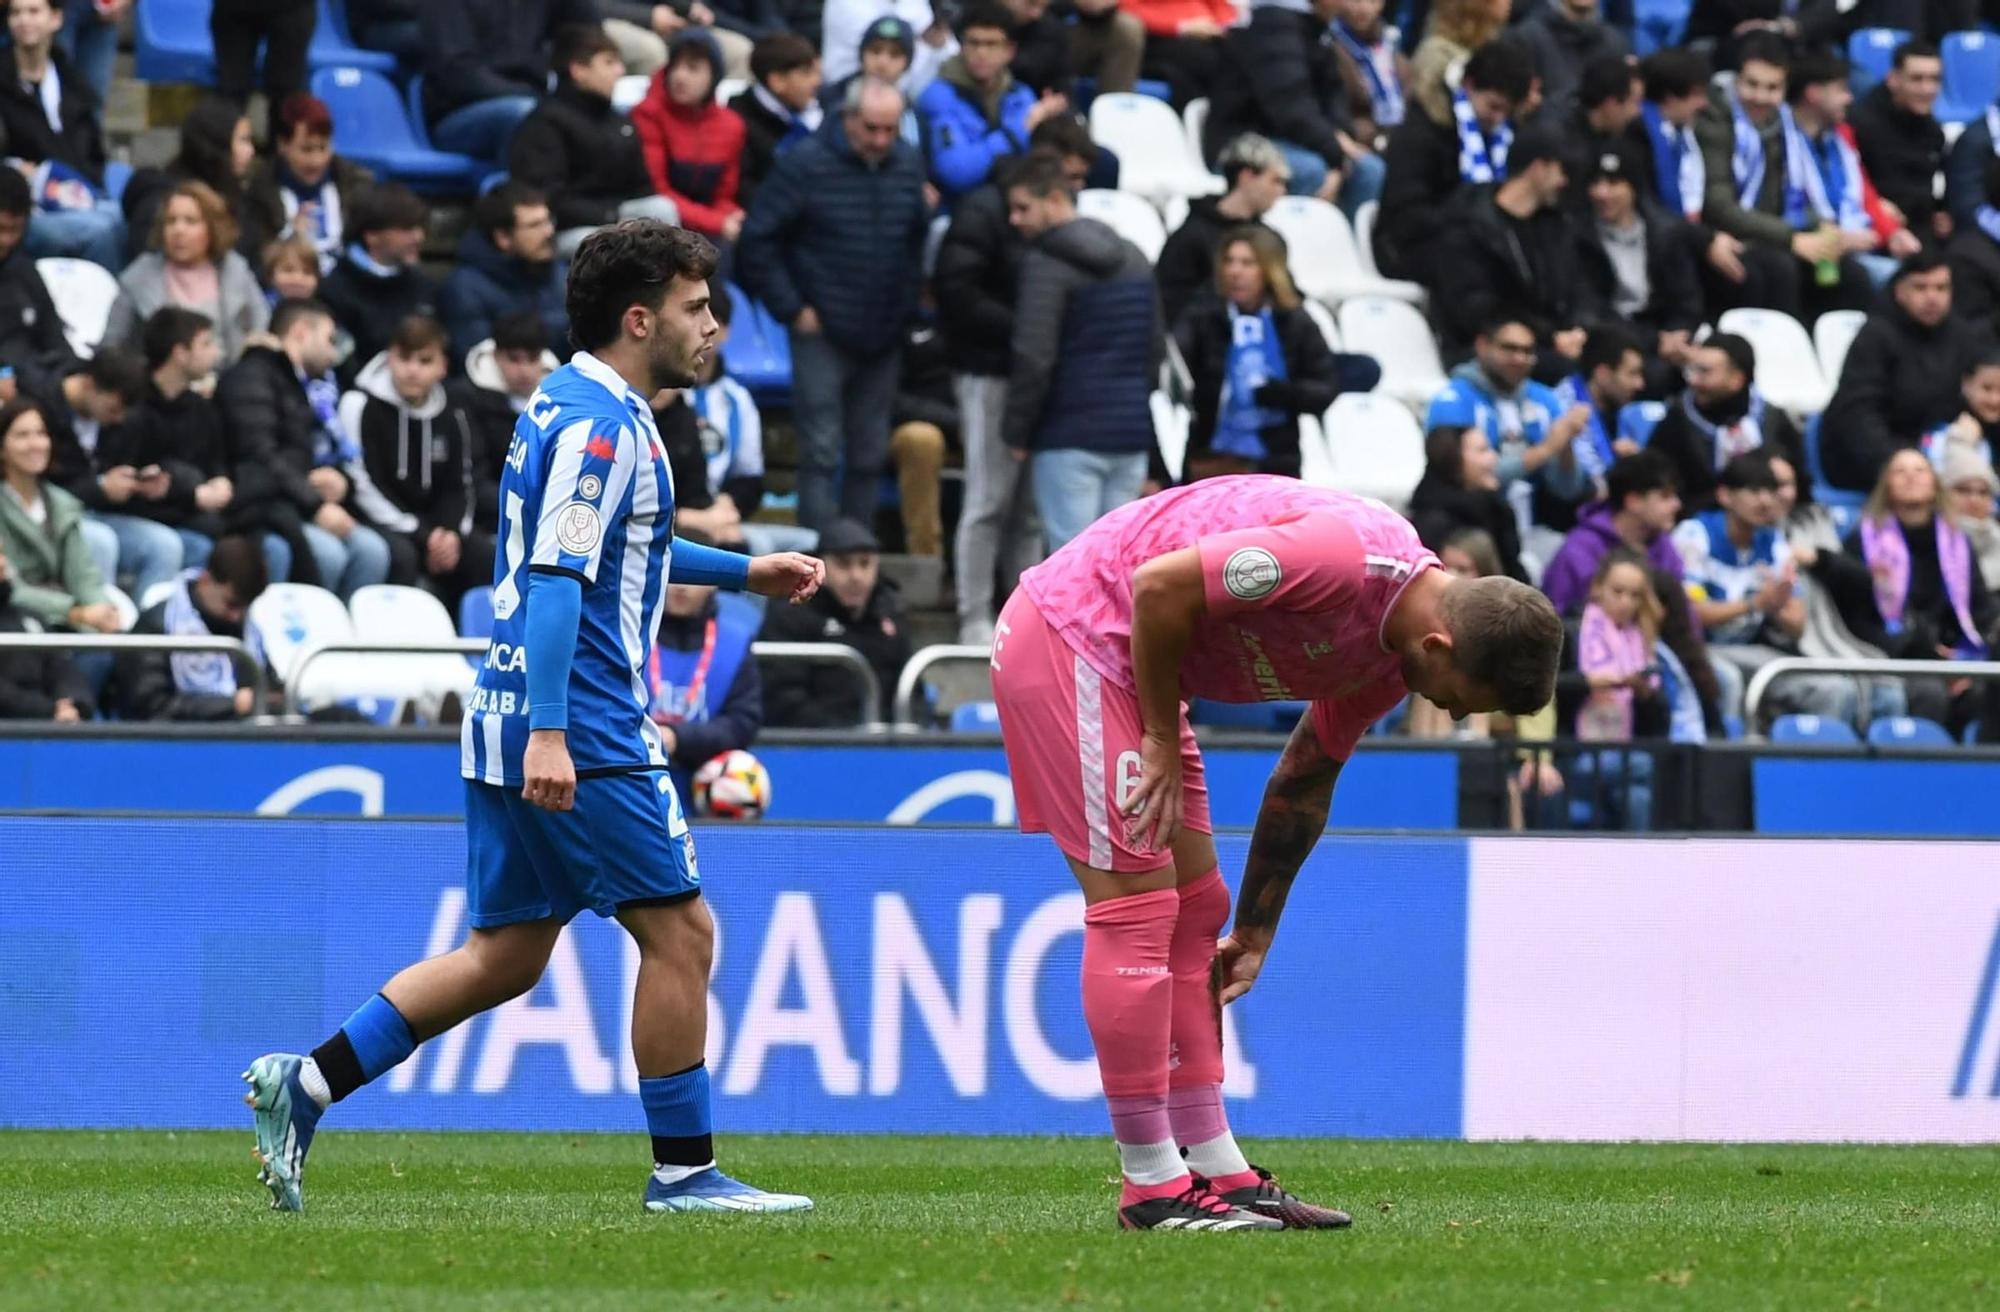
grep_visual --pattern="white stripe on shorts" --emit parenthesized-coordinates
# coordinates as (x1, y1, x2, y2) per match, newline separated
(482, 709, 505, 786)
(1074, 654, 1112, 869)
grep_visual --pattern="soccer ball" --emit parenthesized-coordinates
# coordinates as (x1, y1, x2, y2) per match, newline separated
(692, 750, 771, 819)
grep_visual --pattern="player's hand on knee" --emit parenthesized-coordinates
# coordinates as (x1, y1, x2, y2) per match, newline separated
(523, 730, 576, 811)
(1123, 731, 1183, 853)
(1213, 932, 1266, 1005)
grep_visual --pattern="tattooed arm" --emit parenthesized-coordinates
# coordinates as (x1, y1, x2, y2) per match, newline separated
(1215, 709, 1342, 1004)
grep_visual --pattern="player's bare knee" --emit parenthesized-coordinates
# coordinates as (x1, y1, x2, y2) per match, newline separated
(463, 921, 559, 1000)
(620, 895, 712, 972)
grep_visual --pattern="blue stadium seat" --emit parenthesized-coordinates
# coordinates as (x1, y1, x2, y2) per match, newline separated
(1939, 31, 2000, 123)
(1617, 400, 1666, 448)
(1771, 713, 1861, 745)
(134, 0, 215, 85)
(458, 585, 495, 639)
(309, 0, 398, 75)
(1848, 28, 1910, 95)
(1189, 699, 1307, 731)
(1633, 0, 1691, 55)
(312, 67, 485, 194)
(1867, 715, 1954, 747)
(1803, 414, 1865, 535)
(719, 282, 793, 405)
(103, 160, 132, 203)
(949, 701, 1002, 732)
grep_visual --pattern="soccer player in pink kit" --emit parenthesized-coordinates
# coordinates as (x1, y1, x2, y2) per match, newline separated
(991, 476, 1562, 1232)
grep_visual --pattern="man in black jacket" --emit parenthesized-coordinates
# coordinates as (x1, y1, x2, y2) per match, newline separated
(1204, 0, 1380, 216)
(0, 170, 78, 401)
(94, 308, 236, 567)
(1823, 251, 1996, 491)
(739, 77, 930, 532)
(1647, 332, 1804, 513)
(317, 184, 439, 384)
(1848, 39, 1947, 245)
(1577, 143, 1704, 394)
(1434, 124, 1599, 381)
(0, 0, 120, 267)
(418, 0, 602, 163)
(760, 517, 912, 728)
(106, 534, 268, 722)
(1375, 39, 1532, 282)
(0, 541, 90, 721)
(730, 33, 824, 211)
(218, 298, 393, 595)
(1156, 133, 1290, 326)
(510, 24, 674, 257)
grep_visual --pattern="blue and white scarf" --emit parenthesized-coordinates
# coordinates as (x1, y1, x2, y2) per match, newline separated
(1453, 86, 1510, 184)
(1730, 95, 1864, 230)
(302, 369, 354, 468)
(1215, 305, 1289, 461)
(1553, 375, 1615, 481)
(1679, 387, 1768, 471)
(1639, 100, 1703, 220)
(1333, 22, 1404, 129)
(164, 570, 237, 697)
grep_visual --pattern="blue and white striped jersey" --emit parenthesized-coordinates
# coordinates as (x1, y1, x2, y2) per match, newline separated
(461, 352, 676, 786)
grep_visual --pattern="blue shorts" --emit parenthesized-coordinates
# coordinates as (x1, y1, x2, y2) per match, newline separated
(464, 769, 701, 929)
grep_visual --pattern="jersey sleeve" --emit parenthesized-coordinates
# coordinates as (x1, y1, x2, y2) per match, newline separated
(529, 414, 638, 584)
(1309, 682, 1408, 762)
(1195, 514, 1367, 619)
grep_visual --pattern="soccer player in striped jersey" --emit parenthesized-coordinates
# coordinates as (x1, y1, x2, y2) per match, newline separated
(989, 479, 1563, 1230)
(242, 221, 824, 1215)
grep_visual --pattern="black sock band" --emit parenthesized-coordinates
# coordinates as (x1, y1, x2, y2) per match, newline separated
(652, 1133, 715, 1169)
(310, 1031, 366, 1104)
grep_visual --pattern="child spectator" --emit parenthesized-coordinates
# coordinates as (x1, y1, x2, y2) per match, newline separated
(243, 94, 375, 275)
(340, 316, 493, 603)
(729, 33, 823, 210)
(105, 181, 269, 367)
(1574, 549, 1663, 826)
(822, 15, 922, 151)
(512, 25, 680, 258)
(318, 184, 439, 380)
(633, 29, 748, 242)
(107, 533, 270, 721)
(262, 236, 321, 305)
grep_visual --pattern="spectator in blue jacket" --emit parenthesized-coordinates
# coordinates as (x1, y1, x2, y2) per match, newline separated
(418, 0, 603, 164)
(1000, 152, 1163, 550)
(647, 529, 765, 801)
(439, 183, 568, 365)
(916, 4, 1069, 206)
(738, 77, 931, 531)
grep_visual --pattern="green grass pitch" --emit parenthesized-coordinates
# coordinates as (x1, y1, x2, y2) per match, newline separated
(3, 1131, 1997, 1310)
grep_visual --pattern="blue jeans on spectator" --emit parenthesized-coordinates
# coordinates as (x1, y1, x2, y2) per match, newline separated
(1273, 141, 1386, 223)
(300, 521, 392, 599)
(26, 202, 126, 270)
(84, 513, 180, 600)
(788, 330, 900, 532)
(59, 0, 119, 109)
(431, 96, 540, 164)
(262, 532, 294, 586)
(1032, 448, 1146, 551)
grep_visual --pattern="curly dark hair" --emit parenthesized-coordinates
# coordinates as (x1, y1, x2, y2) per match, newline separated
(565, 220, 720, 353)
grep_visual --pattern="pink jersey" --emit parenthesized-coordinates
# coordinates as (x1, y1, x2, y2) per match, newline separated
(1016, 477, 1438, 760)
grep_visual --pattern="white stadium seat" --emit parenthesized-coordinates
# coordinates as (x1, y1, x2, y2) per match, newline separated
(1159, 192, 1189, 234)
(1182, 97, 1209, 172)
(104, 583, 137, 632)
(1337, 295, 1446, 412)
(465, 338, 563, 392)
(1352, 199, 1381, 277)
(1315, 392, 1427, 508)
(1717, 307, 1831, 414)
(1301, 297, 1342, 351)
(1077, 188, 1166, 263)
(37, 257, 119, 358)
(248, 583, 366, 711)
(348, 584, 477, 719)
(1813, 309, 1866, 387)
(1089, 93, 1222, 202)
(1260, 196, 1424, 308)
(613, 73, 651, 113)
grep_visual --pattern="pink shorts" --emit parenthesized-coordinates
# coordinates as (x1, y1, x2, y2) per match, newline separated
(991, 589, 1211, 873)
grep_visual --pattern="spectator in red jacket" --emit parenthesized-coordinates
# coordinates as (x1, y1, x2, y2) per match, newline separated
(633, 29, 748, 243)
(1125, 0, 1234, 109)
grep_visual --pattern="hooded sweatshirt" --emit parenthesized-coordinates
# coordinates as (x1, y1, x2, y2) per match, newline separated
(1541, 501, 1686, 618)
(338, 351, 477, 540)
(914, 55, 1037, 204)
(631, 29, 747, 236)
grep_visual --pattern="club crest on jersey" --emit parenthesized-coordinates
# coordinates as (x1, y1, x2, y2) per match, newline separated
(578, 474, 603, 500)
(585, 432, 617, 461)
(556, 502, 603, 555)
(1222, 547, 1282, 601)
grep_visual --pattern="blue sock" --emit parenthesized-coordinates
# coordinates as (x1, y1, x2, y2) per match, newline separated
(641, 1062, 714, 1170)
(310, 993, 417, 1102)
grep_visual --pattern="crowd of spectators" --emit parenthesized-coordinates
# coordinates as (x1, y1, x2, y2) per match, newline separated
(12, 0, 2000, 767)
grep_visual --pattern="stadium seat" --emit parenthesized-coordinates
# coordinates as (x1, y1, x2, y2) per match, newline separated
(1336, 296, 1445, 411)
(1939, 31, 2000, 123)
(1352, 199, 1381, 277)
(1814, 309, 1866, 385)
(614, 74, 652, 114)
(138, 580, 178, 612)
(716, 77, 749, 106)
(103, 160, 132, 203)
(313, 68, 485, 194)
(1618, 399, 1667, 447)
(1151, 391, 1191, 481)
(719, 283, 792, 404)
(1088, 93, 1221, 202)
(1847, 28, 1909, 95)
(1716, 307, 1830, 413)
(1317, 392, 1427, 508)
(36, 257, 119, 358)
(1189, 698, 1306, 731)
(1770, 713, 1861, 745)
(134, 0, 216, 85)
(1633, 0, 1690, 55)
(1077, 188, 1166, 263)
(1262, 195, 1424, 308)
(1802, 414, 1866, 531)
(457, 585, 496, 639)
(307, 0, 398, 75)
(1301, 298, 1343, 351)
(104, 584, 137, 632)
(348, 584, 477, 718)
(948, 700, 1002, 732)
(248, 582, 360, 709)
(1182, 97, 1209, 172)
(1867, 715, 1954, 747)
(1159, 192, 1189, 233)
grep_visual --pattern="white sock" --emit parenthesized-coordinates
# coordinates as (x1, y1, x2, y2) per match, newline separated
(650, 1159, 717, 1186)
(297, 1057, 332, 1109)
(1182, 1130, 1251, 1181)
(1116, 1139, 1186, 1187)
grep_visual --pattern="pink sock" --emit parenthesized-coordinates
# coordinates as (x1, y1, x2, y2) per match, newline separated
(1167, 872, 1254, 1191)
(1083, 888, 1187, 1197)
